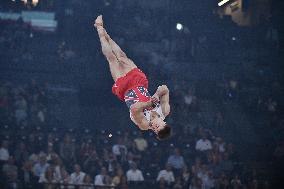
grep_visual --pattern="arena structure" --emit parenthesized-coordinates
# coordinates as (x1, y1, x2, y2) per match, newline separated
(0, 0, 284, 189)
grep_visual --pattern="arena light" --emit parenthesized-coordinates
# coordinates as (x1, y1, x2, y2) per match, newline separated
(32, 0, 39, 6)
(176, 23, 183, 30)
(218, 0, 230, 7)
(21, 0, 39, 7)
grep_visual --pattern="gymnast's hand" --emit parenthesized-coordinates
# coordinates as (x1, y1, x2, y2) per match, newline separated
(151, 94, 160, 106)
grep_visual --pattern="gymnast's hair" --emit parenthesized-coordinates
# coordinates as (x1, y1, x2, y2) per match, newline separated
(157, 125, 171, 140)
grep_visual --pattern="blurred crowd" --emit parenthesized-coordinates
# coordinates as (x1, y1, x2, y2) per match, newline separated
(0, 80, 48, 128)
(0, 80, 273, 189)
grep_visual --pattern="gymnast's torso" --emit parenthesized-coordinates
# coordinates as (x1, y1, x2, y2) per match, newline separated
(124, 86, 165, 123)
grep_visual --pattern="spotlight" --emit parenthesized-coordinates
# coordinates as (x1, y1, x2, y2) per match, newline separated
(176, 23, 183, 31)
(108, 133, 112, 138)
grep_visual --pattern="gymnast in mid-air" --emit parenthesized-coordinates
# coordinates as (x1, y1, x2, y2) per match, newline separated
(94, 15, 171, 140)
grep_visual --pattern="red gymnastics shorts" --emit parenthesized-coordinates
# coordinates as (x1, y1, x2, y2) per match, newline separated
(112, 68, 149, 101)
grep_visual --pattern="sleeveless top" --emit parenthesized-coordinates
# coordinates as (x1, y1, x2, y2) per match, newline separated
(124, 86, 165, 123)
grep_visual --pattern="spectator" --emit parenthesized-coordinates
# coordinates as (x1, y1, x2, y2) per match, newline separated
(102, 149, 117, 174)
(189, 177, 202, 189)
(215, 172, 230, 189)
(201, 170, 215, 189)
(126, 162, 144, 182)
(230, 174, 242, 189)
(2, 156, 18, 182)
(195, 133, 212, 152)
(214, 112, 224, 128)
(181, 165, 190, 186)
(122, 131, 132, 149)
(0, 140, 10, 163)
(46, 134, 55, 149)
(214, 137, 226, 153)
(60, 168, 70, 186)
(196, 164, 208, 180)
(119, 176, 129, 189)
(112, 167, 124, 186)
(37, 106, 46, 124)
(46, 146, 58, 162)
(81, 174, 93, 189)
(226, 143, 238, 161)
(94, 167, 111, 186)
(33, 154, 49, 178)
(128, 142, 142, 160)
(53, 157, 64, 182)
(112, 137, 128, 160)
(38, 166, 56, 184)
(28, 149, 39, 164)
(83, 150, 99, 177)
(4, 170, 22, 189)
(157, 163, 175, 184)
(19, 160, 37, 188)
(14, 95, 28, 124)
(167, 148, 185, 173)
(191, 157, 202, 176)
(14, 141, 29, 166)
(158, 178, 167, 189)
(80, 141, 95, 162)
(59, 134, 76, 168)
(183, 88, 198, 111)
(133, 133, 148, 152)
(69, 164, 86, 185)
(173, 177, 183, 189)
(219, 153, 233, 174)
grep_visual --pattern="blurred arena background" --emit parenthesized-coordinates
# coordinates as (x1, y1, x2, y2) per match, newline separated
(0, 0, 284, 188)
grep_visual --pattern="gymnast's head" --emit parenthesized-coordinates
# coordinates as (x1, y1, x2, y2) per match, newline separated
(149, 117, 171, 140)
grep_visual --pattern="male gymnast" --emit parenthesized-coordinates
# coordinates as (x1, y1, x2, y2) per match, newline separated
(94, 15, 171, 140)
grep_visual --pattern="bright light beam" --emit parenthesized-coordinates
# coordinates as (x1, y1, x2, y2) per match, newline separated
(218, 0, 230, 7)
(176, 23, 183, 31)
